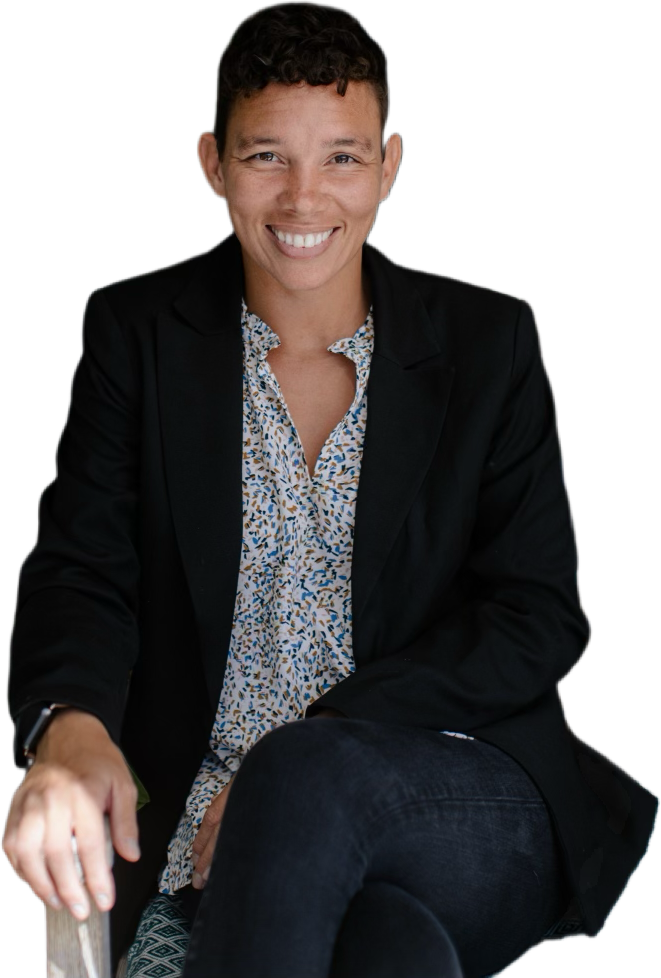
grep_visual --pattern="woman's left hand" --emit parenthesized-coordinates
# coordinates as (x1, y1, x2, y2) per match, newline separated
(189, 710, 345, 889)
(191, 776, 235, 889)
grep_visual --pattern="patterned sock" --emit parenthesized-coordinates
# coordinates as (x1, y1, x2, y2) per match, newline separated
(125, 891, 192, 978)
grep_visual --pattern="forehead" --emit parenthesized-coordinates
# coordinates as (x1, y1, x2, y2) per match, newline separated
(228, 80, 380, 142)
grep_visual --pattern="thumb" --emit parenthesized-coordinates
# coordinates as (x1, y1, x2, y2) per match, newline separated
(108, 777, 141, 863)
(193, 776, 235, 854)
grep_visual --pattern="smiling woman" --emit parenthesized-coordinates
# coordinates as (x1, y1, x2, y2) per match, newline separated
(188, 2, 398, 352)
(4, 3, 657, 978)
(196, 74, 401, 336)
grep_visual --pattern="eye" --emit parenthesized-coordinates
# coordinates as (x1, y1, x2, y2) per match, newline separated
(246, 151, 358, 163)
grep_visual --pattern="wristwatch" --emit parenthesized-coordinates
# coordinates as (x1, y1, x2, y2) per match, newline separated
(22, 702, 73, 769)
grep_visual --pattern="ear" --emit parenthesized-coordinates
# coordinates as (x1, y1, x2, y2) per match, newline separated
(198, 132, 228, 200)
(379, 133, 403, 203)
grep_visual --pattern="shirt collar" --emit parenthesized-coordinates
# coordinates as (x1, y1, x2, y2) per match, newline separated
(241, 296, 374, 366)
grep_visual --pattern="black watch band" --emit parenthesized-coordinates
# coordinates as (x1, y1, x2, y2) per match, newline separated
(22, 703, 73, 769)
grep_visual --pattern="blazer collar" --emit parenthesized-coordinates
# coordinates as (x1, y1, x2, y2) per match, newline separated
(157, 231, 456, 721)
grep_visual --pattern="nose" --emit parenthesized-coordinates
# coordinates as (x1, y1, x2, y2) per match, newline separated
(278, 161, 325, 212)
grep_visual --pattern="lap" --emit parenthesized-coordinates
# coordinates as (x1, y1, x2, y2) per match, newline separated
(237, 716, 545, 811)
(130, 718, 571, 977)
(245, 718, 569, 974)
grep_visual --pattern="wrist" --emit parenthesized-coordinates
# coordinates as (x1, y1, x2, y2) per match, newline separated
(36, 707, 111, 760)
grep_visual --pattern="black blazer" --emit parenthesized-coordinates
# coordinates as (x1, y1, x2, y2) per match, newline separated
(8, 231, 657, 968)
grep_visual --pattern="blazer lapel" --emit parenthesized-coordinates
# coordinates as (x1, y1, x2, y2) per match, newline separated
(157, 232, 456, 718)
(354, 245, 456, 644)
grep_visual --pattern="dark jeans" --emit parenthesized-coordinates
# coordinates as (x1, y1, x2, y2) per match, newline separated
(175, 717, 572, 978)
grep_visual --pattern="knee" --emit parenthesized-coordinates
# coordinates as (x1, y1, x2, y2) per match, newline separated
(240, 716, 350, 783)
(236, 719, 386, 820)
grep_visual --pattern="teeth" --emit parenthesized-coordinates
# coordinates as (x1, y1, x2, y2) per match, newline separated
(271, 227, 334, 248)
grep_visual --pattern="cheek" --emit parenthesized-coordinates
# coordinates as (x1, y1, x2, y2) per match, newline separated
(339, 178, 383, 215)
(227, 172, 380, 222)
(227, 176, 274, 214)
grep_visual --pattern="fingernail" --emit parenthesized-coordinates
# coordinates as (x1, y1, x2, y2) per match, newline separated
(71, 902, 88, 918)
(126, 839, 141, 858)
(96, 892, 111, 909)
(192, 852, 199, 867)
(49, 894, 62, 909)
(192, 872, 204, 889)
(202, 866, 210, 881)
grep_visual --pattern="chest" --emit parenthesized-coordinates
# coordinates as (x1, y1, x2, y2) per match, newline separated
(264, 347, 357, 479)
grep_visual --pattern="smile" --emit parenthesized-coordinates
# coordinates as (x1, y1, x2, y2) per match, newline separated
(266, 225, 339, 258)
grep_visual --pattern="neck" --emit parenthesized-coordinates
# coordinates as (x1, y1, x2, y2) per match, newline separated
(242, 249, 372, 358)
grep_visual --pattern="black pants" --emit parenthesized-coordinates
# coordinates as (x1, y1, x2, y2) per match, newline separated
(174, 718, 572, 978)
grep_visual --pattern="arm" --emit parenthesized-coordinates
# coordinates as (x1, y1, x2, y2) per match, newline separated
(8, 288, 140, 766)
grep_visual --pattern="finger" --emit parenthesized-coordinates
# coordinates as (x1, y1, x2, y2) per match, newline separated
(2, 779, 35, 877)
(12, 792, 75, 915)
(7, 799, 69, 909)
(192, 809, 220, 861)
(192, 775, 236, 859)
(192, 823, 219, 886)
(192, 789, 229, 860)
(108, 773, 140, 864)
(42, 796, 92, 920)
(9, 793, 50, 893)
(71, 792, 115, 913)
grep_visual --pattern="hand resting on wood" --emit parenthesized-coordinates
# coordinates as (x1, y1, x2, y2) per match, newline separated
(2, 708, 141, 921)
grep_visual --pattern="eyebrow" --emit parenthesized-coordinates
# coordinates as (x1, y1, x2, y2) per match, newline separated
(235, 135, 374, 153)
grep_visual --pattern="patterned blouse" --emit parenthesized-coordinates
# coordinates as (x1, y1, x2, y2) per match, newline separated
(156, 296, 472, 894)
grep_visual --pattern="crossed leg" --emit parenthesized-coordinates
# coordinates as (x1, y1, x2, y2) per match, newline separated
(328, 879, 464, 978)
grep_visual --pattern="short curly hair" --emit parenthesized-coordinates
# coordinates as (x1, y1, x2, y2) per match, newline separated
(213, 3, 389, 162)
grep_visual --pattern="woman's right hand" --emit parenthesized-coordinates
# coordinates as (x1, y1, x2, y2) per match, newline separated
(2, 708, 141, 920)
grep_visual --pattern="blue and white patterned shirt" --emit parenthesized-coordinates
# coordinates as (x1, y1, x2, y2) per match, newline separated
(158, 299, 374, 893)
(157, 296, 471, 894)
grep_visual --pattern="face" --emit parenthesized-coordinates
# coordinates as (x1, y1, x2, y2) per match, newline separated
(198, 80, 402, 295)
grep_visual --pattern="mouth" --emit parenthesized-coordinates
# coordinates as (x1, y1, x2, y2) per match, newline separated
(266, 224, 340, 257)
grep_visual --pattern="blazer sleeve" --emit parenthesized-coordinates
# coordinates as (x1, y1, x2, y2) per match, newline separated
(306, 299, 591, 730)
(7, 288, 141, 766)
